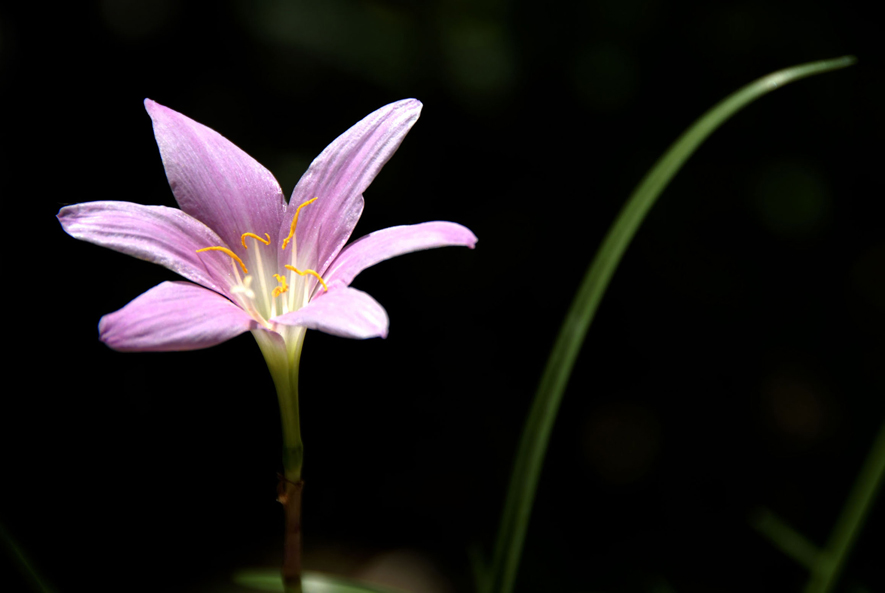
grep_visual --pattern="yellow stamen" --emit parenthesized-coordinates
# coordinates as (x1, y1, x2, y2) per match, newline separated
(285, 265, 328, 291)
(272, 273, 289, 298)
(196, 246, 248, 274)
(241, 232, 271, 249)
(281, 197, 318, 250)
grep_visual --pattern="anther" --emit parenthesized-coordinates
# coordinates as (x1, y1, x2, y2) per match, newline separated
(282, 197, 318, 250)
(285, 265, 328, 291)
(272, 273, 289, 298)
(196, 246, 248, 274)
(241, 232, 271, 249)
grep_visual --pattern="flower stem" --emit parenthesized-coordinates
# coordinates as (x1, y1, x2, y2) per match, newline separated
(278, 370, 304, 483)
(278, 475, 305, 593)
(253, 328, 308, 593)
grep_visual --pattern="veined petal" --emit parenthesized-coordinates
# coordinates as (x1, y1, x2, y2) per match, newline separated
(58, 201, 235, 298)
(324, 222, 478, 288)
(100, 281, 257, 351)
(271, 287, 389, 339)
(145, 99, 286, 250)
(282, 99, 423, 275)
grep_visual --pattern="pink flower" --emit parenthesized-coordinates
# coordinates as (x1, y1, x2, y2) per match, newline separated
(58, 99, 476, 358)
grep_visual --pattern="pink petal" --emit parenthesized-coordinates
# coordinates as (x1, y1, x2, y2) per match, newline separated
(58, 201, 236, 299)
(99, 281, 257, 351)
(281, 99, 423, 275)
(271, 287, 389, 339)
(324, 222, 478, 288)
(145, 99, 286, 250)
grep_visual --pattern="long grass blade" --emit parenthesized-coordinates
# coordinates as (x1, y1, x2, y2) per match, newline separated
(485, 55, 857, 593)
(751, 507, 821, 570)
(804, 419, 885, 593)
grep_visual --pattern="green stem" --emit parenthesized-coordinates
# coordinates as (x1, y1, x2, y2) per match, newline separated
(254, 328, 307, 593)
(278, 361, 304, 483)
(484, 56, 856, 593)
(255, 328, 306, 482)
(804, 419, 885, 593)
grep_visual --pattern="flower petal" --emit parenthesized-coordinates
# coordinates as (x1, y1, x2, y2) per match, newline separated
(145, 99, 286, 250)
(282, 99, 423, 275)
(58, 201, 236, 298)
(99, 281, 257, 351)
(324, 222, 478, 288)
(271, 287, 389, 339)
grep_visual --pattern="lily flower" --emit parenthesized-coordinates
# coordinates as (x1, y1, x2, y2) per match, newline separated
(57, 99, 477, 362)
(59, 99, 476, 591)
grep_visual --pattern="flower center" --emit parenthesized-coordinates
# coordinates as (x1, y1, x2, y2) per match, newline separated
(195, 198, 328, 326)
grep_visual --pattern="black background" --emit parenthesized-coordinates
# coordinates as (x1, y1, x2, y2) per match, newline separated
(2, 1, 882, 592)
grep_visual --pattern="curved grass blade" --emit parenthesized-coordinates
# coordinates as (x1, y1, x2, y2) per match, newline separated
(484, 55, 857, 593)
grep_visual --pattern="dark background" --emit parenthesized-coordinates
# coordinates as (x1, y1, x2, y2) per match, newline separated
(2, 1, 882, 592)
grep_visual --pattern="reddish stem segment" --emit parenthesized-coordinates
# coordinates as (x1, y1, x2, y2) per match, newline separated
(277, 476, 304, 593)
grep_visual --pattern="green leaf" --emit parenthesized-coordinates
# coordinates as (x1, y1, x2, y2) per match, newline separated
(484, 55, 857, 593)
(233, 569, 401, 593)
